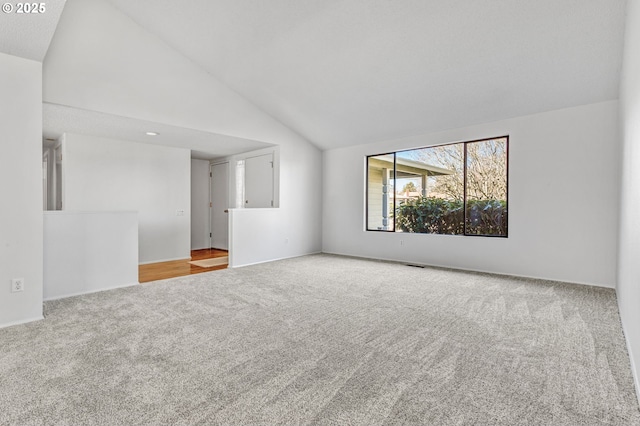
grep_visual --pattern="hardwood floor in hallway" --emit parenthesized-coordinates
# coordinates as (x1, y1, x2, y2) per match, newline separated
(139, 248, 228, 283)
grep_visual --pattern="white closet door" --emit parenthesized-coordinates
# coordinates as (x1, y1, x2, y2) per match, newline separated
(244, 154, 274, 208)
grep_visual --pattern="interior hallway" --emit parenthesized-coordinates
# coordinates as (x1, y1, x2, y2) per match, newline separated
(139, 248, 228, 283)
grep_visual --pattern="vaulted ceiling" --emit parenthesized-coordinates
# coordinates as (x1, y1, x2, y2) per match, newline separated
(0, 0, 66, 61)
(1, 0, 628, 154)
(105, 0, 627, 149)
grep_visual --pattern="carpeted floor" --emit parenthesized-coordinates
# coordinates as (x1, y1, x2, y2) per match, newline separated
(1, 254, 639, 425)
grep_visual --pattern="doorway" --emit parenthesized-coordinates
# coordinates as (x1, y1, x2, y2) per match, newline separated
(210, 162, 229, 250)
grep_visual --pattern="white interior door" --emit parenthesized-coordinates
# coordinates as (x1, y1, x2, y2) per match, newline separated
(210, 162, 229, 250)
(245, 154, 274, 208)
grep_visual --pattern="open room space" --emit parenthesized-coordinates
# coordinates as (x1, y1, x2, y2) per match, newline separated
(3, 255, 639, 424)
(2, 0, 640, 424)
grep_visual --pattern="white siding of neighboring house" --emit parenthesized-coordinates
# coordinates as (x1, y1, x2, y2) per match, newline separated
(367, 167, 384, 230)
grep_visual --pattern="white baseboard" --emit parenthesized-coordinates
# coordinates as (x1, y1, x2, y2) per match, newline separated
(320, 250, 614, 290)
(0, 315, 44, 330)
(44, 282, 139, 301)
(620, 315, 640, 406)
(229, 251, 322, 269)
(139, 257, 190, 265)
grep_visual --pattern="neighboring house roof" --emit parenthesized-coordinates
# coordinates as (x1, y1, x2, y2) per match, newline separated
(369, 155, 454, 177)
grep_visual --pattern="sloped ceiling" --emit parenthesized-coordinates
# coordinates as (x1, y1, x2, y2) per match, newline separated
(41, 0, 627, 152)
(42, 0, 299, 158)
(104, 0, 627, 149)
(0, 0, 66, 61)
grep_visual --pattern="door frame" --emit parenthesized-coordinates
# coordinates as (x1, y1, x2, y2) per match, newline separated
(53, 142, 63, 210)
(209, 161, 230, 250)
(42, 150, 50, 210)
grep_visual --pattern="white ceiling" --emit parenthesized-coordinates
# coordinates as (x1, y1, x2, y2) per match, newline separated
(105, 0, 627, 150)
(3, 0, 628, 153)
(0, 0, 66, 61)
(43, 103, 272, 160)
(42, 0, 314, 159)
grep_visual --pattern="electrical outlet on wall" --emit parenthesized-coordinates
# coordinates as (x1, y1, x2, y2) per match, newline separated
(11, 278, 24, 292)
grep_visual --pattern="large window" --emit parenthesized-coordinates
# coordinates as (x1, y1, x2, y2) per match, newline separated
(366, 136, 508, 237)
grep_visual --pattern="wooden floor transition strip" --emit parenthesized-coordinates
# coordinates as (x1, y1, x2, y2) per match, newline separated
(189, 256, 229, 268)
(139, 249, 228, 283)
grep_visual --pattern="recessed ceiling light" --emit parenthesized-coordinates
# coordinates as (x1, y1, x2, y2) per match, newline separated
(146, 132, 159, 136)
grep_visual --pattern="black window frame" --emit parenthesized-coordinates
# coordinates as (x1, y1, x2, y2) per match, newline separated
(366, 135, 509, 238)
(365, 151, 397, 232)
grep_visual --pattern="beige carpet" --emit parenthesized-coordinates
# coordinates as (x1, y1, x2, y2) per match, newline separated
(0, 254, 638, 425)
(188, 256, 228, 268)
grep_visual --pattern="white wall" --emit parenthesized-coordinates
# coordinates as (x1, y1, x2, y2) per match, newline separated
(618, 0, 640, 403)
(191, 159, 210, 250)
(228, 143, 322, 267)
(44, 211, 138, 300)
(43, 0, 303, 147)
(62, 133, 191, 264)
(44, 0, 323, 266)
(324, 101, 620, 288)
(0, 53, 43, 327)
